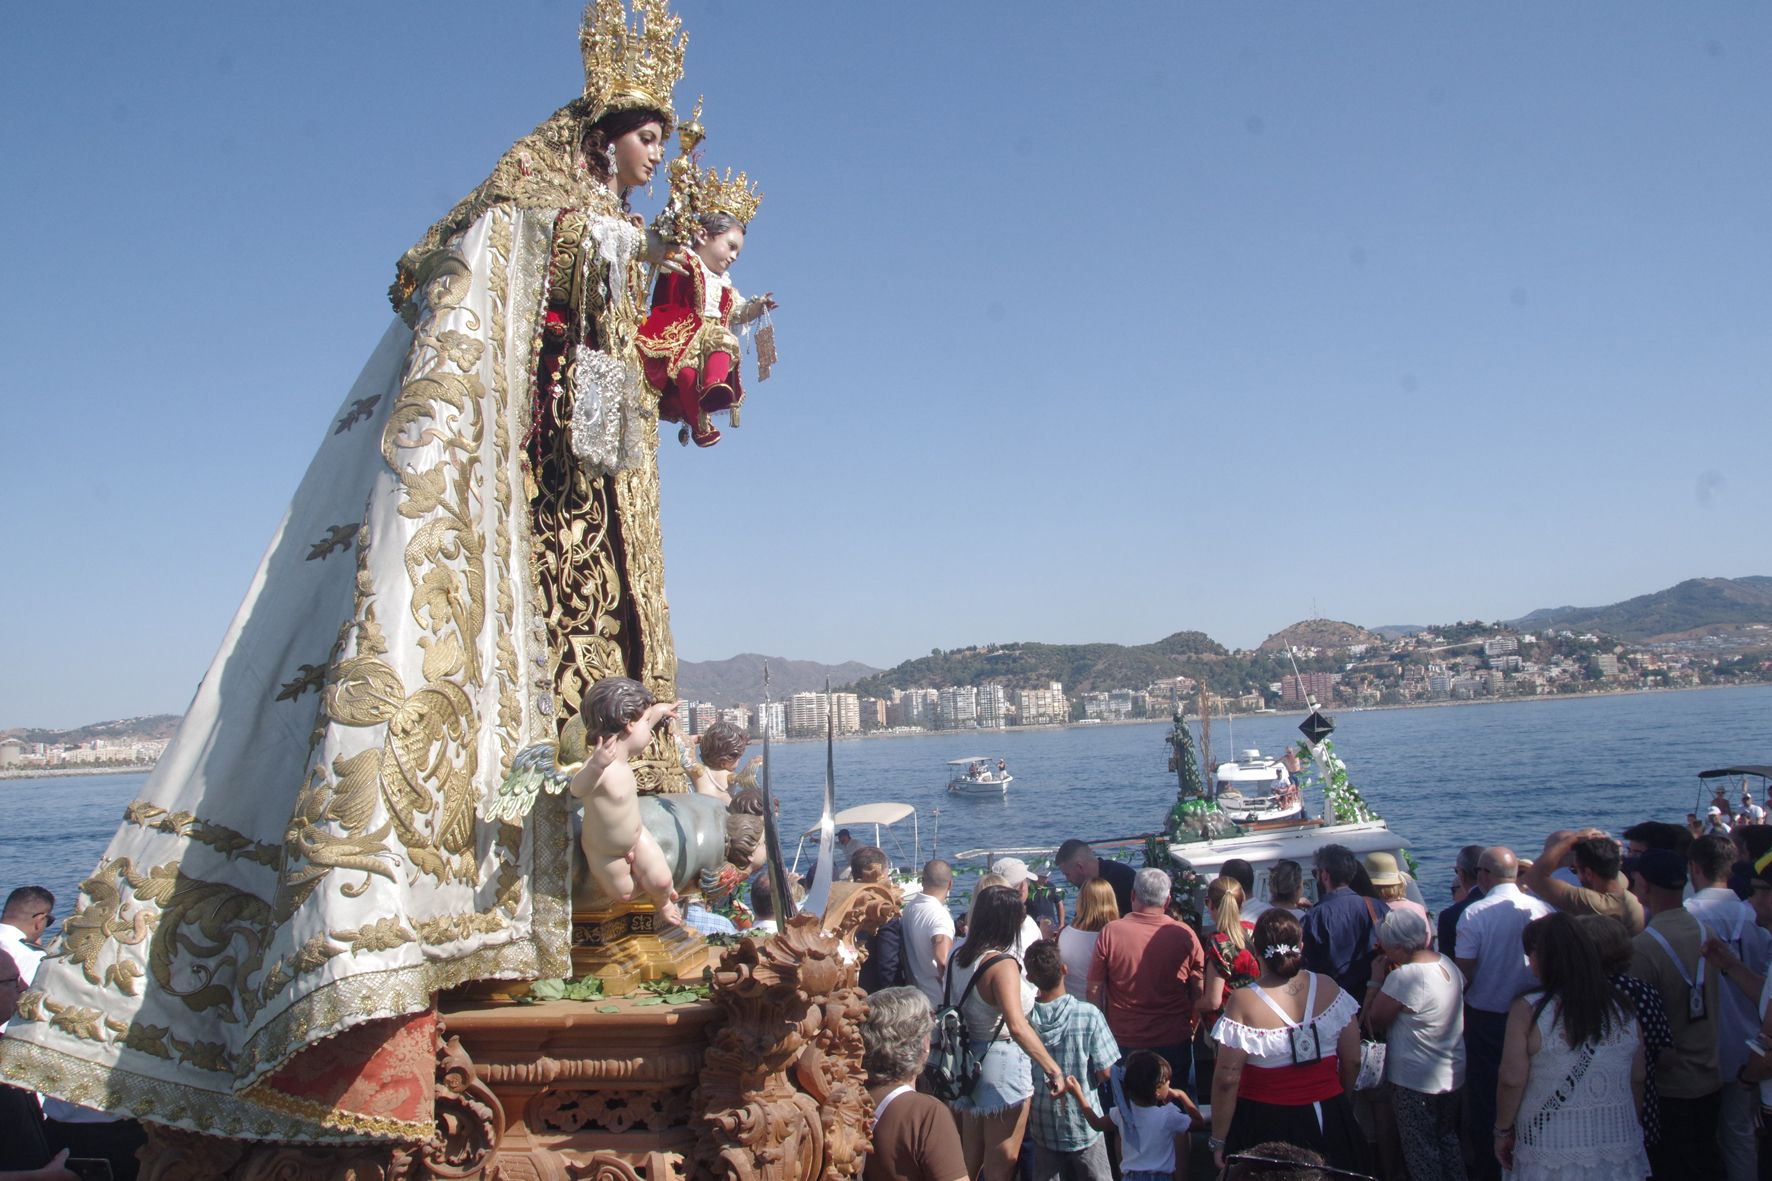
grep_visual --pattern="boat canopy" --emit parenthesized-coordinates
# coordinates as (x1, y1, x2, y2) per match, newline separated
(802, 802, 918, 834)
(1700, 766, 1772, 780)
(947, 756, 995, 765)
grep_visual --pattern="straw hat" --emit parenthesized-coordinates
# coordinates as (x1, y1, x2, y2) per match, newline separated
(1364, 851, 1405, 888)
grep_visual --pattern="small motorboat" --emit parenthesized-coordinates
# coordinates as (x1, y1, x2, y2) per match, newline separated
(792, 801, 923, 880)
(946, 756, 1012, 798)
(1213, 749, 1304, 825)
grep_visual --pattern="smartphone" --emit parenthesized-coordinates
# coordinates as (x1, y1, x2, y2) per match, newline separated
(65, 1160, 114, 1181)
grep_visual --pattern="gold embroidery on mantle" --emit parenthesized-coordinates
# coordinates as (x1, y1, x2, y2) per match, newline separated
(527, 210, 681, 792)
(121, 802, 281, 869)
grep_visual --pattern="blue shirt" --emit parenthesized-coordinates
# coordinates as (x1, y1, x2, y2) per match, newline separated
(1437, 884, 1484, 958)
(1027, 994, 1121, 1152)
(1300, 886, 1386, 1000)
(682, 902, 738, 936)
(1097, 858, 1137, 917)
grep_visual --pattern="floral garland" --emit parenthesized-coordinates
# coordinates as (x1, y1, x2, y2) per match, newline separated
(1293, 737, 1377, 825)
(1142, 834, 1207, 928)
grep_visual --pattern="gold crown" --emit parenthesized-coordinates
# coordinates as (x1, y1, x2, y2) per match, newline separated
(580, 0, 687, 126)
(693, 165, 763, 225)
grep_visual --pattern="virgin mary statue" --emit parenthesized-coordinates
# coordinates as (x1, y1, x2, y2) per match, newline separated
(0, 0, 699, 1142)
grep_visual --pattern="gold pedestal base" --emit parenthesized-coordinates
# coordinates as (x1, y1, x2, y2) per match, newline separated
(571, 902, 709, 995)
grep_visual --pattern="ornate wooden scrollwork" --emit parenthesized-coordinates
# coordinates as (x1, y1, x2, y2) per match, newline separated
(691, 915, 873, 1180)
(421, 1033, 504, 1179)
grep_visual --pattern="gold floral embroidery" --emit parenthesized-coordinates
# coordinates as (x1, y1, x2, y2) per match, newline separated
(121, 803, 280, 869)
(330, 917, 418, 953)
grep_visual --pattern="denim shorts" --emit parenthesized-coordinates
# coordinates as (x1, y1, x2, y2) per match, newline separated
(952, 1038, 1033, 1115)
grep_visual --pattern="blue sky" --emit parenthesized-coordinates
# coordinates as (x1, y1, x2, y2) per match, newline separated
(4, 2, 1768, 728)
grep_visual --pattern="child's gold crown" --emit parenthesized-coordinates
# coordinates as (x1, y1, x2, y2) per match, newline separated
(694, 165, 763, 225)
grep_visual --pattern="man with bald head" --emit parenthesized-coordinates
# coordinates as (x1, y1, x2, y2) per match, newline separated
(1453, 847, 1552, 1181)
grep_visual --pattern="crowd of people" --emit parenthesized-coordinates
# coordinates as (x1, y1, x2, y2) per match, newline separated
(854, 810, 1772, 1181)
(15, 803, 1772, 1181)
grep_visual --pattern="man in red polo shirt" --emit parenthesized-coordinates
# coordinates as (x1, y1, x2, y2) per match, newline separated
(1087, 866, 1206, 1092)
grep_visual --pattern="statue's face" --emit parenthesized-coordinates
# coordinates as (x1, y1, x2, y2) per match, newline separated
(694, 226, 745, 276)
(611, 121, 666, 188)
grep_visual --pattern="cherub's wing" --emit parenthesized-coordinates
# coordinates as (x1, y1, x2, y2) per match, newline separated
(483, 741, 574, 825)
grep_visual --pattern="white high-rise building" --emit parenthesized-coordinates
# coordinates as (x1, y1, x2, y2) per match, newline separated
(937, 686, 978, 730)
(890, 688, 937, 729)
(976, 684, 1008, 728)
(1015, 681, 1067, 726)
(786, 692, 828, 737)
(750, 701, 786, 740)
(686, 701, 721, 735)
(830, 692, 862, 735)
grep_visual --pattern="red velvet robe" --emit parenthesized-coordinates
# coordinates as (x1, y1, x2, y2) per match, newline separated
(637, 260, 744, 427)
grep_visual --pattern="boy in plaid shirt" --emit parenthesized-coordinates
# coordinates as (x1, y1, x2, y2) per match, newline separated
(1025, 940, 1121, 1180)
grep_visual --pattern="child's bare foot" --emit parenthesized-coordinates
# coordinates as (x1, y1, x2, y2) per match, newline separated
(657, 897, 683, 926)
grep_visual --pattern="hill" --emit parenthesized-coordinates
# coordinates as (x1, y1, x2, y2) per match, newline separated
(1258, 619, 1384, 652)
(1510, 576, 1772, 641)
(676, 654, 881, 706)
(3, 714, 182, 746)
(842, 632, 1343, 701)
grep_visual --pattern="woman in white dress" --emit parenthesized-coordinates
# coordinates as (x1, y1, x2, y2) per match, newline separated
(1494, 912, 1648, 1181)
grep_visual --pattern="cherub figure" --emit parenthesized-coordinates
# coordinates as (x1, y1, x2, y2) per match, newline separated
(569, 676, 682, 925)
(638, 210, 776, 447)
(677, 719, 762, 805)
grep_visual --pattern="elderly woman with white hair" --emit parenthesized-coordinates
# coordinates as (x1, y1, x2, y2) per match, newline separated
(1363, 906, 1468, 1181)
(860, 986, 969, 1181)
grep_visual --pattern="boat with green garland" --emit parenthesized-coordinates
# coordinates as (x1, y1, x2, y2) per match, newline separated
(1150, 706, 1420, 923)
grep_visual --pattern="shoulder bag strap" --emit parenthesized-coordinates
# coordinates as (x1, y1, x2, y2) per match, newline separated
(1644, 925, 1704, 991)
(1248, 981, 1310, 1028)
(874, 1083, 915, 1123)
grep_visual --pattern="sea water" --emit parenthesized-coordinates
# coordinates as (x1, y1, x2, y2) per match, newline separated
(3, 684, 1767, 938)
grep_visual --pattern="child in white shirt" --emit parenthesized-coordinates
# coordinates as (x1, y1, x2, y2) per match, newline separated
(1069, 1049, 1200, 1181)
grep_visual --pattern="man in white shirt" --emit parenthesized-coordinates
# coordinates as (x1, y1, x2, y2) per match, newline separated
(900, 860, 957, 1007)
(0, 886, 53, 1033)
(1454, 848, 1551, 1181)
(1687, 834, 1771, 1181)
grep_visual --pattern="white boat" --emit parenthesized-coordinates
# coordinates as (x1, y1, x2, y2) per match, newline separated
(792, 801, 922, 879)
(1165, 819, 1423, 909)
(953, 821, 1422, 910)
(1213, 748, 1304, 825)
(946, 756, 1013, 798)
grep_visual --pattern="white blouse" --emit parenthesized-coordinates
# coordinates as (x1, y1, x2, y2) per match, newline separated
(1211, 975, 1359, 1067)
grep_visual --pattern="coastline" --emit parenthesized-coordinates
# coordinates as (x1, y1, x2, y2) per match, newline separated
(5, 682, 1762, 767)
(769, 679, 1769, 742)
(0, 764, 155, 781)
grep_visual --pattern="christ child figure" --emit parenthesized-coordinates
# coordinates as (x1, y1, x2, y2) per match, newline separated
(569, 676, 682, 925)
(638, 210, 776, 448)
